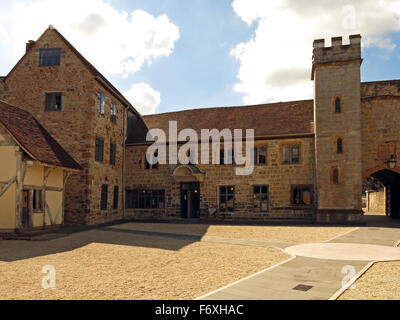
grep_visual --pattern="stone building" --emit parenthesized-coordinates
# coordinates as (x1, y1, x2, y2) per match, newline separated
(1, 26, 400, 228)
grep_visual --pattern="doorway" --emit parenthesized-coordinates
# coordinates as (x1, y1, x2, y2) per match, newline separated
(180, 182, 200, 219)
(21, 190, 31, 229)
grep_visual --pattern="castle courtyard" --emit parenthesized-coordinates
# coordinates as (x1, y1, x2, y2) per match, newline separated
(1, 219, 399, 300)
(0, 222, 353, 300)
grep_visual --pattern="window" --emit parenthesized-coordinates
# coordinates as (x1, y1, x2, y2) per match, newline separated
(45, 92, 62, 111)
(144, 151, 158, 170)
(254, 186, 269, 212)
(110, 143, 116, 166)
(126, 110, 139, 141)
(337, 138, 343, 154)
(39, 48, 61, 66)
(113, 186, 119, 210)
(283, 144, 300, 164)
(292, 186, 313, 206)
(335, 97, 341, 113)
(33, 190, 43, 212)
(228, 149, 235, 165)
(125, 190, 165, 209)
(110, 102, 117, 123)
(220, 149, 225, 165)
(101, 184, 108, 210)
(152, 151, 159, 169)
(332, 167, 340, 184)
(97, 91, 105, 115)
(252, 147, 258, 165)
(219, 186, 235, 212)
(259, 147, 267, 165)
(95, 138, 104, 162)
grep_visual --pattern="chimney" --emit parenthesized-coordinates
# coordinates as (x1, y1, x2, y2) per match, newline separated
(26, 40, 35, 53)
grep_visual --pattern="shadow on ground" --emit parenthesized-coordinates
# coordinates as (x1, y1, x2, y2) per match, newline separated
(0, 215, 399, 262)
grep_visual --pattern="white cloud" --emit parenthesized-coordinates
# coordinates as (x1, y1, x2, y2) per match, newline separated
(124, 83, 161, 115)
(231, 0, 400, 104)
(0, 0, 180, 76)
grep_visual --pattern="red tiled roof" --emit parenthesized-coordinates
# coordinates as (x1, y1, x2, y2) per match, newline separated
(0, 100, 82, 171)
(142, 100, 314, 141)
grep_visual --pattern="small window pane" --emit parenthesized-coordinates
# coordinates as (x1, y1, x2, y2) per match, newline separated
(335, 97, 341, 113)
(283, 146, 290, 164)
(292, 146, 300, 164)
(45, 93, 62, 111)
(39, 48, 61, 66)
(259, 147, 267, 165)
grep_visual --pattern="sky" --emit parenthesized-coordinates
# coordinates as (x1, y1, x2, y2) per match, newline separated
(0, 0, 400, 115)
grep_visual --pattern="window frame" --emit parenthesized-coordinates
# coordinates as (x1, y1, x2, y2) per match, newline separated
(291, 185, 313, 207)
(39, 48, 61, 66)
(219, 185, 235, 212)
(32, 189, 43, 213)
(101, 184, 108, 211)
(110, 102, 117, 123)
(125, 189, 165, 209)
(282, 143, 301, 165)
(253, 185, 270, 213)
(95, 137, 105, 163)
(44, 92, 62, 111)
(334, 97, 342, 113)
(110, 142, 116, 166)
(97, 91, 106, 115)
(113, 186, 119, 210)
(258, 146, 267, 165)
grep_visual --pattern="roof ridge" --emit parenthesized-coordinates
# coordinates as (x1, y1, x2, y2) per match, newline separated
(143, 99, 314, 117)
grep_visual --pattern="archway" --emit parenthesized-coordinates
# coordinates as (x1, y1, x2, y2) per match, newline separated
(363, 167, 400, 218)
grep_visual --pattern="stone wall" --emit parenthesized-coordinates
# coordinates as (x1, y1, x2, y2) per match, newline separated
(365, 190, 386, 214)
(125, 137, 316, 220)
(361, 81, 400, 177)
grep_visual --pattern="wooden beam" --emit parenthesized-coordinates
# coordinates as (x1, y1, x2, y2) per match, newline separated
(0, 176, 16, 197)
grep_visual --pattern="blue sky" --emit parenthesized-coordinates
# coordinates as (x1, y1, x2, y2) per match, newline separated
(107, 0, 257, 113)
(0, 0, 399, 114)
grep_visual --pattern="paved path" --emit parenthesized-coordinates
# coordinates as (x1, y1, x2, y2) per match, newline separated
(197, 218, 400, 300)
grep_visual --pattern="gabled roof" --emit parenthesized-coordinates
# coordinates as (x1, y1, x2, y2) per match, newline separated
(5, 26, 140, 117)
(139, 100, 314, 143)
(0, 100, 82, 171)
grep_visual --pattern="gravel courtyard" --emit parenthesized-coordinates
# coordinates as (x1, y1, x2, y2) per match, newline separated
(0, 222, 355, 300)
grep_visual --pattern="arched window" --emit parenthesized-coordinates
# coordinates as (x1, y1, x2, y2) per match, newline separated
(337, 138, 343, 154)
(335, 97, 341, 113)
(332, 168, 339, 184)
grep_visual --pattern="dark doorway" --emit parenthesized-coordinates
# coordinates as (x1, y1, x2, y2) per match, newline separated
(22, 190, 30, 229)
(180, 182, 200, 219)
(369, 169, 400, 218)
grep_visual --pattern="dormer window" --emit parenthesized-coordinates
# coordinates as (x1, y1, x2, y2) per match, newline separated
(335, 97, 341, 113)
(39, 48, 61, 66)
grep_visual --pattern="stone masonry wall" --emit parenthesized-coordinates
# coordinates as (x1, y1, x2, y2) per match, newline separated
(313, 36, 363, 222)
(125, 137, 315, 220)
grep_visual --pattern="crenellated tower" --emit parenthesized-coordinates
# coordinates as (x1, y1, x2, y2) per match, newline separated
(312, 35, 363, 223)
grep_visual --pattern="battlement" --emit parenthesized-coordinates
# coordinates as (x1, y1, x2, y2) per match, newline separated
(312, 34, 362, 80)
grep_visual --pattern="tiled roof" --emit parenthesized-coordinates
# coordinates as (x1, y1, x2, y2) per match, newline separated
(0, 100, 82, 171)
(141, 100, 314, 142)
